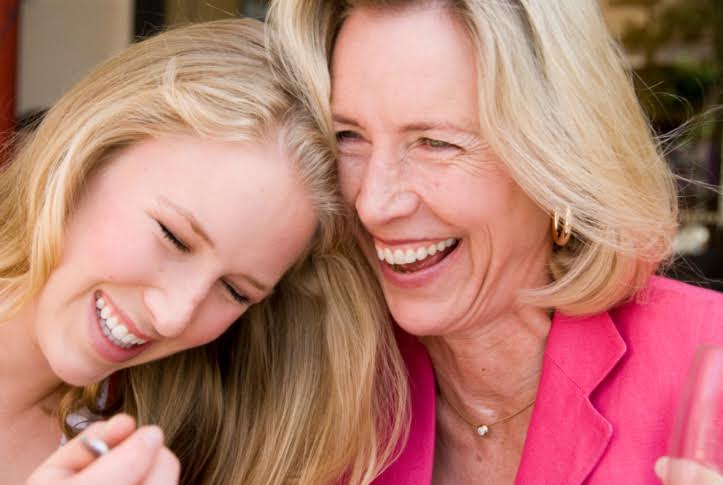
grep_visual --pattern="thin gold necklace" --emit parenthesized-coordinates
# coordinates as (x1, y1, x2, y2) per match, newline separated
(441, 395, 536, 437)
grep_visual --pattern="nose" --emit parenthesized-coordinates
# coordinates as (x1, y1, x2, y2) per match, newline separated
(353, 148, 420, 228)
(143, 276, 213, 338)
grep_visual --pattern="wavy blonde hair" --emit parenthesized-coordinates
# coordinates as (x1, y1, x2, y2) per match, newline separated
(0, 19, 408, 484)
(267, 0, 679, 315)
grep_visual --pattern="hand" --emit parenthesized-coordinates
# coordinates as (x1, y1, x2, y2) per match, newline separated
(655, 456, 723, 484)
(27, 413, 180, 485)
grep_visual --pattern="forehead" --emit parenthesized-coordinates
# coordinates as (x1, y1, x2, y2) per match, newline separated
(331, 4, 479, 128)
(99, 134, 317, 280)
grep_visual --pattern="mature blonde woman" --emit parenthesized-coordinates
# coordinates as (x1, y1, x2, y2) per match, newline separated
(268, 1, 723, 483)
(1, 19, 407, 484)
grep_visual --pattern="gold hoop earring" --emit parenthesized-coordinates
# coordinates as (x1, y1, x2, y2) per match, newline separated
(551, 207, 572, 246)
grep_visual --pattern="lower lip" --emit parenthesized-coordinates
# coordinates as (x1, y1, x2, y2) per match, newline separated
(378, 240, 462, 289)
(87, 295, 148, 363)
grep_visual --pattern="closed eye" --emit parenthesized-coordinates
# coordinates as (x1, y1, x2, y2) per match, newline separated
(158, 221, 190, 253)
(223, 280, 250, 306)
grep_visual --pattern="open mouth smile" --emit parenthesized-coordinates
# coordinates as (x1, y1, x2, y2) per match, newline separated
(94, 292, 149, 349)
(375, 238, 460, 273)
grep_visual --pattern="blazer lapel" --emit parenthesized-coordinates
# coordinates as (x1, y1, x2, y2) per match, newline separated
(515, 311, 626, 485)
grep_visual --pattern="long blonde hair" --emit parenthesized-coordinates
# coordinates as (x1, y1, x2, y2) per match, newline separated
(267, 0, 679, 315)
(0, 19, 408, 484)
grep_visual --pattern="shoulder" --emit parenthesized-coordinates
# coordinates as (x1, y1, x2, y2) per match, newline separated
(577, 278, 722, 483)
(549, 278, 722, 483)
(643, 275, 723, 306)
(611, 276, 722, 341)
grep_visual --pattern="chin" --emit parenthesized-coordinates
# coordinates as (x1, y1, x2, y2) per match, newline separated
(53, 368, 103, 387)
(388, 301, 453, 337)
(45, 349, 106, 388)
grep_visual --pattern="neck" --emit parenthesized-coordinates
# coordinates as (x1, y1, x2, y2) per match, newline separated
(421, 305, 550, 424)
(0, 301, 64, 419)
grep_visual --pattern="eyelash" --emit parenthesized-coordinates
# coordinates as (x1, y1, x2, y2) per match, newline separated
(419, 138, 459, 150)
(335, 131, 460, 153)
(158, 222, 190, 253)
(222, 281, 250, 306)
(157, 221, 250, 306)
(335, 130, 362, 142)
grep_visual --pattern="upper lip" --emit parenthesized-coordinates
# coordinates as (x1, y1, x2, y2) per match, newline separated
(98, 291, 155, 342)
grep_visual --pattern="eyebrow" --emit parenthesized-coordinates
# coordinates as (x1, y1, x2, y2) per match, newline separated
(400, 121, 478, 135)
(332, 114, 361, 127)
(159, 196, 214, 247)
(238, 275, 272, 295)
(158, 196, 272, 295)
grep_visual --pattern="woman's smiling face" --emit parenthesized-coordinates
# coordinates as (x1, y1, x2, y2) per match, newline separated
(34, 134, 317, 385)
(331, 5, 551, 336)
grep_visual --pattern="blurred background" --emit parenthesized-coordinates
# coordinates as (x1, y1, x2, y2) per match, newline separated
(1, 0, 721, 289)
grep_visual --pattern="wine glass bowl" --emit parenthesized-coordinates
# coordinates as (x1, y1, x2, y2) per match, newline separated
(667, 345, 723, 483)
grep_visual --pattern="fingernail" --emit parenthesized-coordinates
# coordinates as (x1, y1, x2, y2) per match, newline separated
(654, 456, 669, 479)
(139, 426, 163, 448)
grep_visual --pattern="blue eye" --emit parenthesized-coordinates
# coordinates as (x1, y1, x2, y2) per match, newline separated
(158, 222, 190, 252)
(223, 281, 250, 305)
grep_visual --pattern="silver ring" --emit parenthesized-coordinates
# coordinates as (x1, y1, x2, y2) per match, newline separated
(80, 436, 110, 457)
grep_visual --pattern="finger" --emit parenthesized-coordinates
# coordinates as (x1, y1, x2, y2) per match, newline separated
(655, 456, 670, 481)
(655, 456, 723, 484)
(43, 414, 136, 473)
(73, 425, 165, 485)
(141, 447, 181, 485)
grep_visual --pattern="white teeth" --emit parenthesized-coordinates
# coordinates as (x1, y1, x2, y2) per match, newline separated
(95, 294, 148, 349)
(375, 238, 459, 266)
(111, 325, 128, 339)
(101, 317, 147, 348)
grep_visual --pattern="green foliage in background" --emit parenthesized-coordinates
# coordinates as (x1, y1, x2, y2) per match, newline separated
(612, 0, 722, 209)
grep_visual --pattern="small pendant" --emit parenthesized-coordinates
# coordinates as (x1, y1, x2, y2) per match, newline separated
(476, 425, 489, 437)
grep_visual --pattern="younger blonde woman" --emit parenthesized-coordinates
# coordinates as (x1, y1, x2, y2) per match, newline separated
(2, 19, 408, 484)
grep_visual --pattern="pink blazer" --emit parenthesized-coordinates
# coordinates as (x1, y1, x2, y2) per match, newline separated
(373, 276, 723, 484)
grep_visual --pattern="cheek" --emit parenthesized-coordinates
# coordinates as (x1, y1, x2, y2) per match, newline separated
(183, 306, 241, 347)
(337, 158, 364, 206)
(64, 205, 159, 283)
(445, 176, 548, 256)
(434, 167, 522, 224)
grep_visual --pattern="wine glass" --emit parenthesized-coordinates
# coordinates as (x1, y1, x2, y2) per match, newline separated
(666, 345, 723, 484)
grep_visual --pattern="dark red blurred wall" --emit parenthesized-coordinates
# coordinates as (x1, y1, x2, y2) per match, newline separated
(0, 0, 19, 152)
